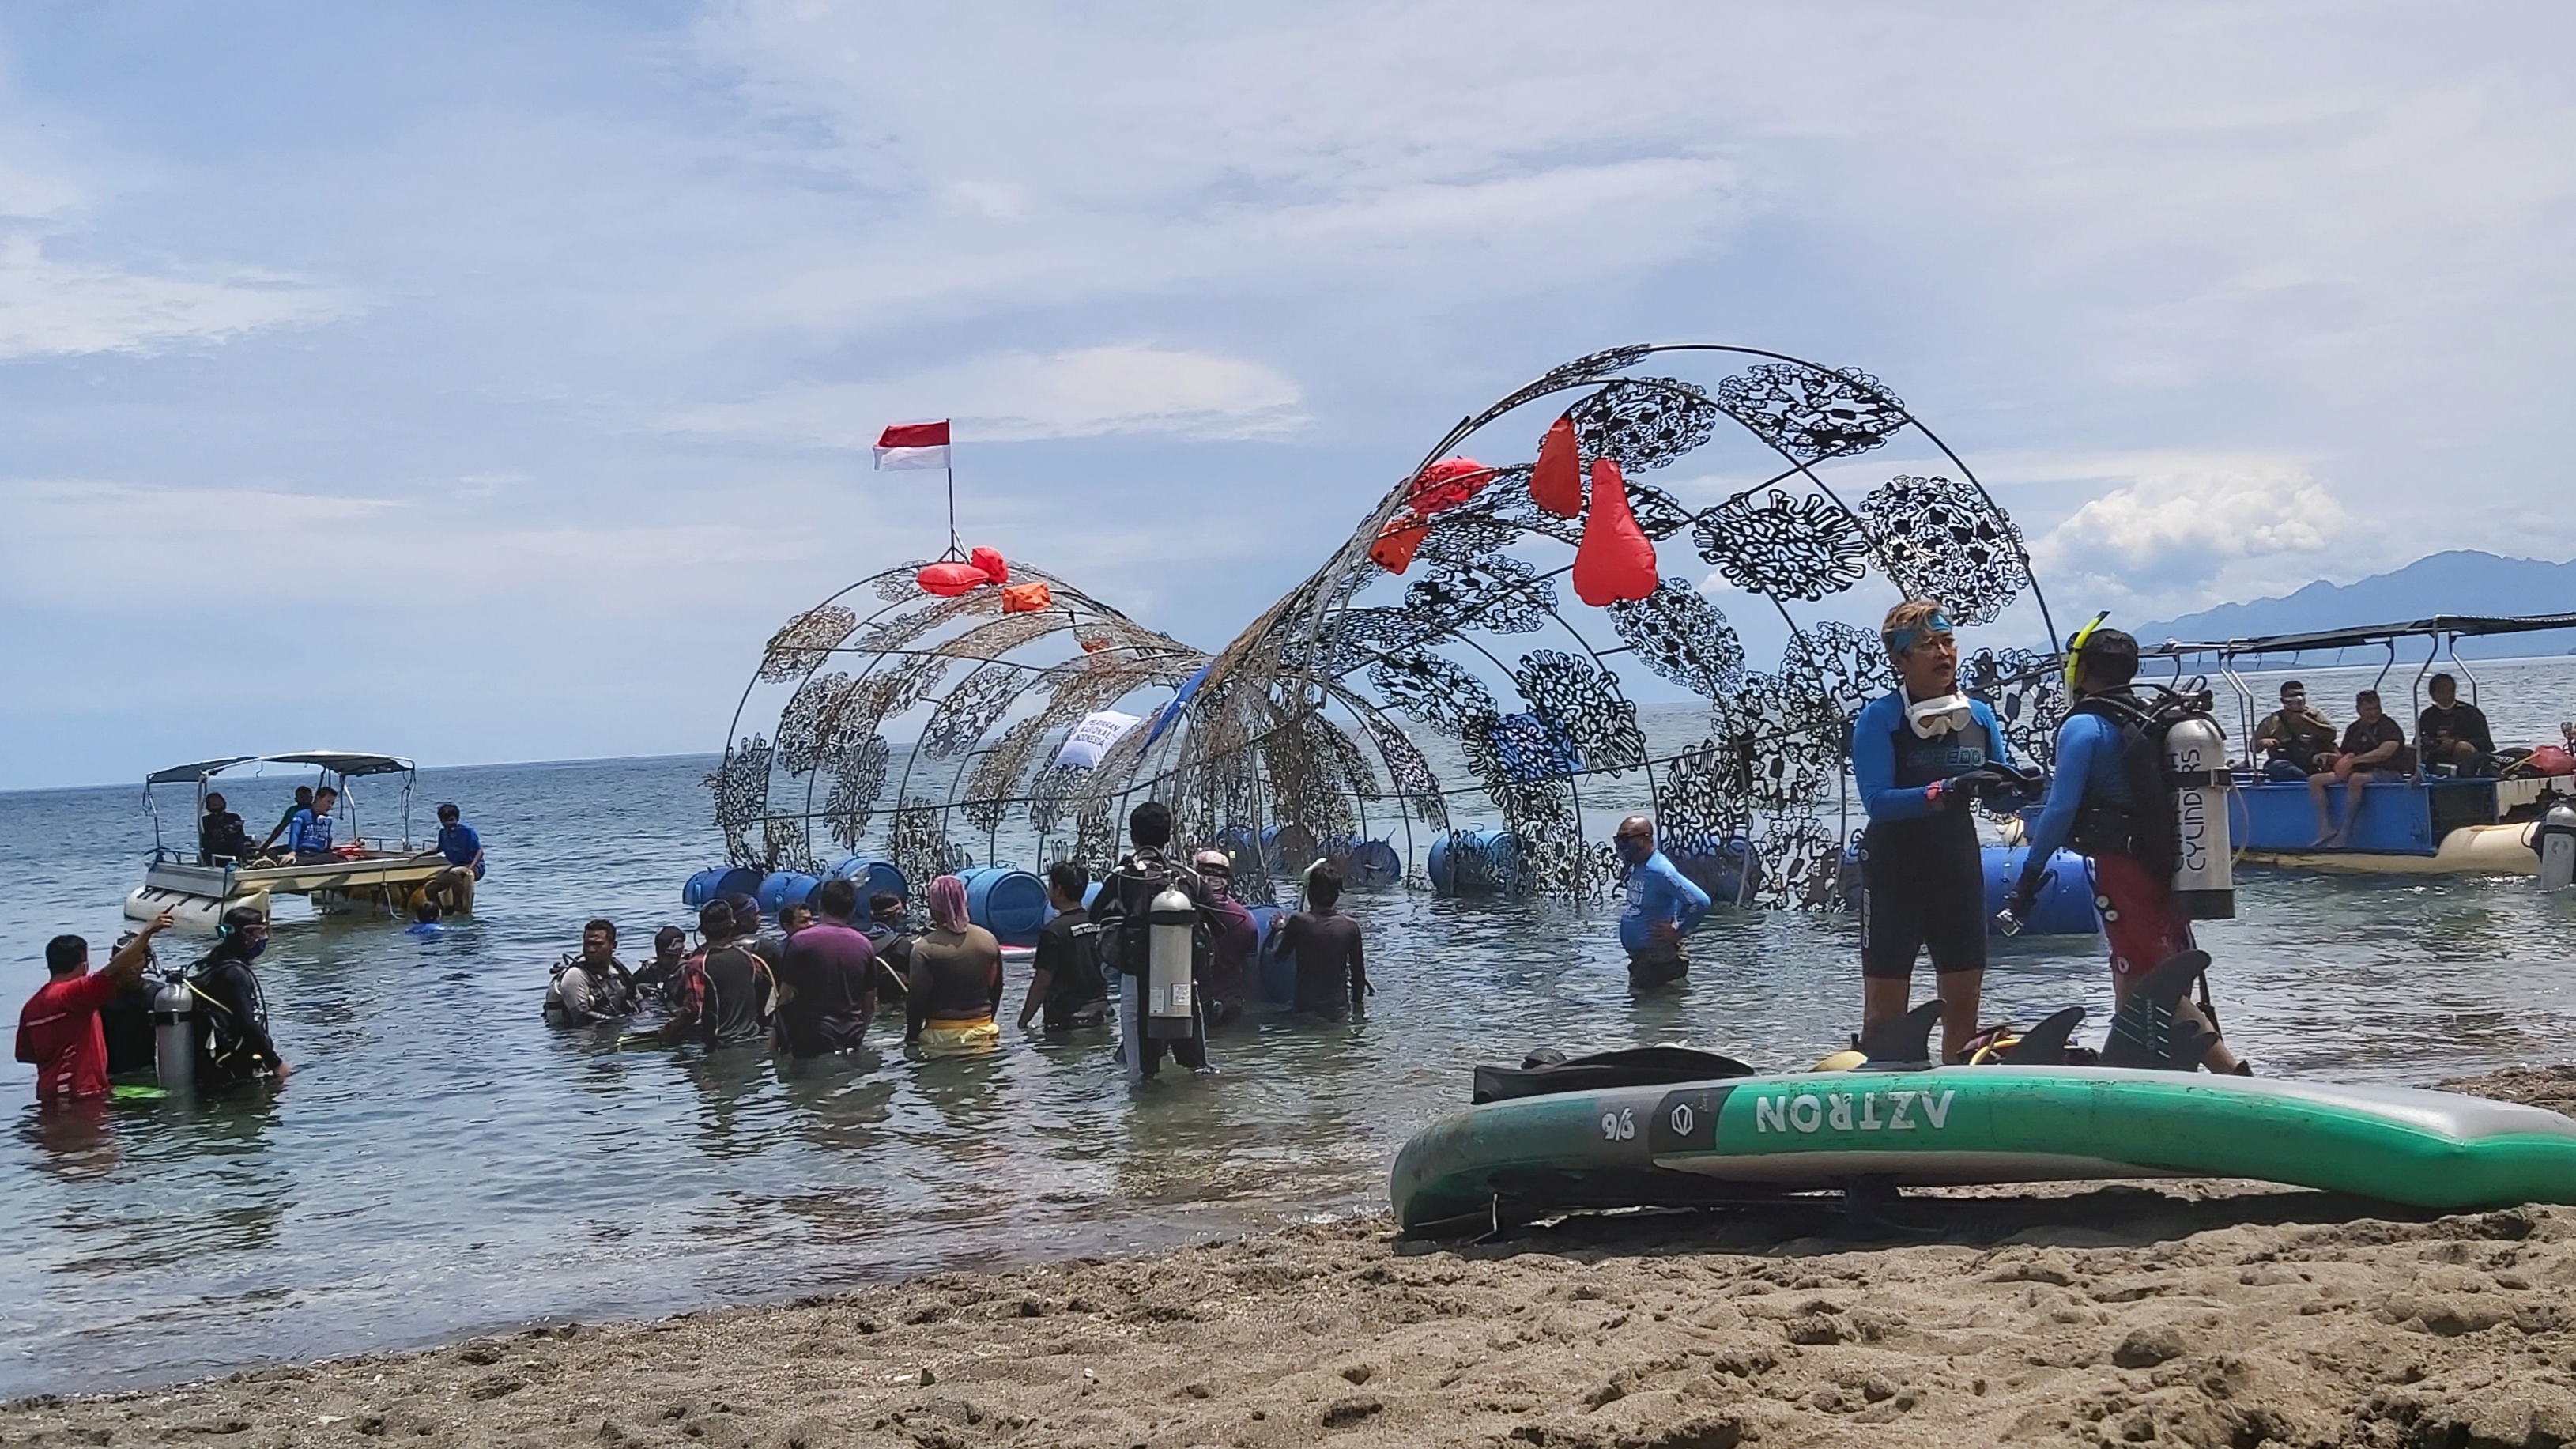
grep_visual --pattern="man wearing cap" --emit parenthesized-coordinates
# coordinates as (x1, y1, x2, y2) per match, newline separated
(2010, 622, 2245, 1073)
(1847, 599, 2034, 1063)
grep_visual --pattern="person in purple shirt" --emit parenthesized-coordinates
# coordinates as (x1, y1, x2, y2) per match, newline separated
(1192, 849, 1258, 1028)
(775, 878, 877, 1058)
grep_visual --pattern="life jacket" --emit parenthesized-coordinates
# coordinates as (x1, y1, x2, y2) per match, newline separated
(2065, 688, 2198, 878)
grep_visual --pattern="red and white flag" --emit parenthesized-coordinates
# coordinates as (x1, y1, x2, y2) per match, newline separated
(873, 420, 952, 471)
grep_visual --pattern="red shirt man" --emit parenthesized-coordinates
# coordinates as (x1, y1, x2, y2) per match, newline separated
(16, 911, 173, 1104)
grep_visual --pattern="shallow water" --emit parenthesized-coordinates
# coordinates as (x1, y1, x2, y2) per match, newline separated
(2, 656, 2573, 1394)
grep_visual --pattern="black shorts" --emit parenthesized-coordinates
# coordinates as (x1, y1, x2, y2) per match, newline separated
(1859, 830, 1987, 980)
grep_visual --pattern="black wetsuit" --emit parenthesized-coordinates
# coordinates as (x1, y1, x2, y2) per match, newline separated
(1032, 904, 1108, 1031)
(1856, 693, 2002, 982)
(1090, 849, 1214, 1077)
(194, 953, 284, 1085)
(700, 943, 771, 1047)
(1281, 909, 1367, 1018)
(198, 812, 250, 866)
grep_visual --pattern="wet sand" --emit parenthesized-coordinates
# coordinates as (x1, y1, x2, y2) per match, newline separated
(13, 1066, 2576, 1448)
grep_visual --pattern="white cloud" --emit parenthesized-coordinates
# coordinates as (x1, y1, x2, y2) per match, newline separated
(0, 232, 356, 357)
(2032, 453, 2361, 616)
(669, 343, 1307, 447)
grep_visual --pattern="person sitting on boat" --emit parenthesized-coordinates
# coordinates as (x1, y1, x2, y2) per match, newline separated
(2251, 681, 2337, 783)
(2009, 624, 2245, 1074)
(417, 802, 484, 913)
(1193, 849, 1258, 1028)
(659, 900, 771, 1047)
(2307, 689, 2409, 847)
(195, 908, 292, 1087)
(258, 787, 313, 856)
(1850, 598, 2034, 1062)
(775, 878, 878, 1058)
(904, 875, 1004, 1055)
(1018, 862, 1108, 1034)
(631, 925, 690, 1010)
(16, 909, 174, 1106)
(1280, 860, 1369, 1020)
(1612, 814, 1710, 994)
(545, 919, 636, 1027)
(281, 787, 340, 863)
(2416, 673, 2496, 777)
(197, 793, 251, 866)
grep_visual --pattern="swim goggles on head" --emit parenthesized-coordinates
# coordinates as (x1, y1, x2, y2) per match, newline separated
(2063, 610, 2111, 690)
(1882, 612, 1954, 656)
(1906, 692, 1977, 739)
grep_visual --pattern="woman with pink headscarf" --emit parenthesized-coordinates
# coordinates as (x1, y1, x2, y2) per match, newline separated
(904, 874, 1004, 1054)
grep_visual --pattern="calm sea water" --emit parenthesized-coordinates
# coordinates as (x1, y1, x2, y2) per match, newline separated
(3, 656, 2574, 1394)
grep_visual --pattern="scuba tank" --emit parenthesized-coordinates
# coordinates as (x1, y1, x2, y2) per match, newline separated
(2537, 799, 2576, 892)
(151, 973, 195, 1096)
(1144, 885, 1196, 1040)
(2162, 711, 2235, 919)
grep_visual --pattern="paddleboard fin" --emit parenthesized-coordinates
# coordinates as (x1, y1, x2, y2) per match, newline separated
(1858, 999, 1943, 1067)
(2001, 1006, 2088, 1065)
(2101, 950, 2212, 1070)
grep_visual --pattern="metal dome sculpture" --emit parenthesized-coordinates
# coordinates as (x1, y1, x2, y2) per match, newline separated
(706, 343, 2063, 914)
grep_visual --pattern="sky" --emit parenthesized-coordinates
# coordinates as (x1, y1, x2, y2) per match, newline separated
(3, 2, 2574, 789)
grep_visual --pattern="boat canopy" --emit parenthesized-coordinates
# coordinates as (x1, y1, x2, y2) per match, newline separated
(2148, 610, 2576, 659)
(144, 751, 416, 785)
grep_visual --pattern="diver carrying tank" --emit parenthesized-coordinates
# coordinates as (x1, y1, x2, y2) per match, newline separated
(150, 973, 195, 1096)
(2066, 683, 2235, 921)
(1145, 885, 1197, 1039)
(2537, 799, 2576, 892)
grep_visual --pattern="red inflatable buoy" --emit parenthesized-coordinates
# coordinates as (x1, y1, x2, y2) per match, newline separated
(1572, 458, 1657, 607)
(969, 546, 1009, 584)
(1000, 580, 1052, 613)
(1531, 414, 1583, 519)
(916, 561, 987, 597)
(1369, 511, 1431, 574)
(1408, 457, 1495, 515)
(2529, 744, 2574, 778)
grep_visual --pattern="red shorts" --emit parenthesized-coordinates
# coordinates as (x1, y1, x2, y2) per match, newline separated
(2091, 853, 2194, 994)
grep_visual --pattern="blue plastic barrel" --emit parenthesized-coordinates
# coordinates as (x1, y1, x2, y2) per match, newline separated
(960, 866, 1050, 946)
(1674, 836, 1763, 906)
(684, 866, 764, 908)
(757, 871, 821, 915)
(828, 855, 907, 902)
(1428, 828, 1524, 897)
(1982, 845, 2099, 936)
(1247, 904, 1294, 1004)
(1261, 823, 1320, 877)
(1326, 836, 1403, 888)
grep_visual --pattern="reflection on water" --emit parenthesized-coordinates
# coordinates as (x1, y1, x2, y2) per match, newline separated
(0, 658, 2573, 1393)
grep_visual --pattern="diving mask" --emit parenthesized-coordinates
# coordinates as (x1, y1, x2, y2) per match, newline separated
(1906, 692, 1976, 739)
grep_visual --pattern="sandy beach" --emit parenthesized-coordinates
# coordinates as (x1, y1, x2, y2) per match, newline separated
(6, 1066, 2575, 1448)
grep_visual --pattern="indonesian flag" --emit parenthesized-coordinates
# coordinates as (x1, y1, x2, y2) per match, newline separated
(873, 420, 952, 471)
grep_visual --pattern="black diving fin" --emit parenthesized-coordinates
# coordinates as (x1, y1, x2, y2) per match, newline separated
(2001, 1006, 2088, 1065)
(2101, 950, 2213, 1070)
(1856, 999, 1944, 1069)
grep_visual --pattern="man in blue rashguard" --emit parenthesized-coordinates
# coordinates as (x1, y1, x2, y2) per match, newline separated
(420, 802, 485, 914)
(1614, 815, 1709, 990)
(283, 786, 339, 863)
(1850, 599, 2035, 1063)
(2007, 624, 2245, 1074)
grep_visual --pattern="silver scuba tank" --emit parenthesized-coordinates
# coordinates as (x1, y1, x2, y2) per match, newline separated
(2538, 801, 2576, 892)
(151, 976, 194, 1096)
(2163, 712, 2235, 919)
(1145, 885, 1196, 1039)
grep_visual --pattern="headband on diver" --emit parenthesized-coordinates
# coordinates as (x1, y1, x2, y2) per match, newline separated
(1883, 612, 1955, 656)
(1907, 692, 1976, 739)
(2063, 610, 2113, 690)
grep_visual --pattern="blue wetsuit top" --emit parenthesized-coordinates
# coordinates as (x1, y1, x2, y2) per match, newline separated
(2017, 710, 2131, 885)
(285, 808, 334, 855)
(1619, 849, 1711, 955)
(1850, 691, 2013, 847)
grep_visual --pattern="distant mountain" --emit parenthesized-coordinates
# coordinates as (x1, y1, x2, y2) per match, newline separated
(2134, 551, 2576, 660)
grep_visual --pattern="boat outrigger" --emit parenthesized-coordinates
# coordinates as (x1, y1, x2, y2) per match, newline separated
(124, 752, 460, 933)
(2148, 611, 2576, 876)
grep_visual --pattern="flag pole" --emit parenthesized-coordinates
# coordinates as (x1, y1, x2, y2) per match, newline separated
(944, 458, 961, 557)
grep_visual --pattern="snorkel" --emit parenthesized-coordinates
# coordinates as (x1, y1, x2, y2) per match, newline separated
(2065, 610, 2111, 692)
